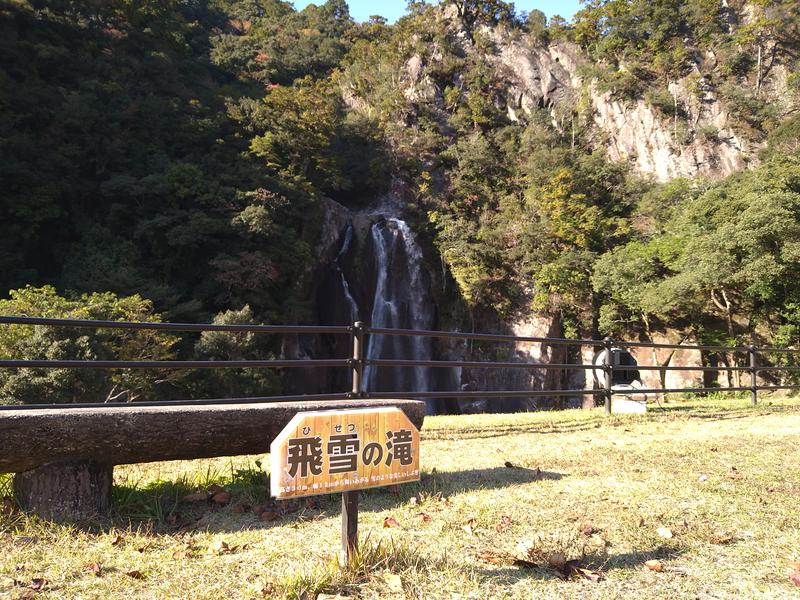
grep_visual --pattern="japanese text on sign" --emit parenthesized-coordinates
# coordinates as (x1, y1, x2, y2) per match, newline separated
(270, 407, 421, 499)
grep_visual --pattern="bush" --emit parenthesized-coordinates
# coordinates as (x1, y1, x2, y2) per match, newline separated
(0, 286, 178, 405)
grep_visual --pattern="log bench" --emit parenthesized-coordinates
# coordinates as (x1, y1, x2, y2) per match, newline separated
(0, 398, 426, 521)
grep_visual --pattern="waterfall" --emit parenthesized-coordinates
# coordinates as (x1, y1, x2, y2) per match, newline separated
(363, 218, 436, 401)
(334, 224, 359, 322)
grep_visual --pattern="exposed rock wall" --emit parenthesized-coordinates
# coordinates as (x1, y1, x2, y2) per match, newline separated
(482, 30, 755, 181)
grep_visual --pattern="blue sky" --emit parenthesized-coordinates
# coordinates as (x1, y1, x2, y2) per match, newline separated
(292, 1, 582, 23)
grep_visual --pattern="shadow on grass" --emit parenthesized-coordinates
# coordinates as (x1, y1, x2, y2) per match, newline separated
(75, 464, 565, 534)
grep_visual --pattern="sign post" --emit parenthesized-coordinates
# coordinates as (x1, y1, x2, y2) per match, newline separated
(270, 407, 421, 565)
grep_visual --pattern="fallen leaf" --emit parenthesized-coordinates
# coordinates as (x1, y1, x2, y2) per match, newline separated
(260, 510, 280, 522)
(183, 491, 207, 503)
(496, 515, 512, 532)
(259, 582, 275, 596)
(711, 532, 735, 545)
(383, 516, 401, 529)
(207, 540, 235, 556)
(644, 559, 663, 572)
(656, 527, 674, 539)
(504, 461, 517, 468)
(571, 564, 602, 582)
(232, 503, 247, 514)
(211, 491, 231, 505)
(582, 524, 597, 536)
(85, 562, 102, 577)
(790, 571, 800, 587)
(547, 552, 567, 571)
(29, 578, 48, 590)
(125, 570, 143, 579)
(416, 512, 432, 523)
(207, 484, 225, 495)
(638, 517, 646, 527)
(477, 550, 508, 565)
(110, 534, 124, 546)
(462, 518, 477, 536)
(409, 496, 419, 506)
(383, 572, 403, 592)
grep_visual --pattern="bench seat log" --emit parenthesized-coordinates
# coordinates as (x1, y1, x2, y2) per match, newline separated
(1, 399, 425, 521)
(0, 399, 426, 474)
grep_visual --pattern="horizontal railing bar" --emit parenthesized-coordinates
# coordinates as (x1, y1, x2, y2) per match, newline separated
(366, 327, 599, 346)
(753, 385, 800, 391)
(755, 347, 800, 354)
(0, 393, 351, 411)
(0, 315, 349, 335)
(625, 386, 752, 394)
(0, 359, 348, 369)
(366, 361, 757, 372)
(364, 359, 596, 370)
(613, 365, 751, 371)
(369, 386, 755, 399)
(368, 389, 602, 398)
(615, 340, 749, 352)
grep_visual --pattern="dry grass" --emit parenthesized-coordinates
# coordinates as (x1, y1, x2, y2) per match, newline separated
(2, 394, 800, 599)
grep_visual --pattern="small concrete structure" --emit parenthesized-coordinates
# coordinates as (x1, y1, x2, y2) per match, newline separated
(593, 348, 649, 413)
(610, 384, 648, 414)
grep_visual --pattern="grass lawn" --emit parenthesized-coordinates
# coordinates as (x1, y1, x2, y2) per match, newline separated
(2, 394, 800, 599)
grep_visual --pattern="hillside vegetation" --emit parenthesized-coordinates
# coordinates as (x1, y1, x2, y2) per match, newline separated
(1, 0, 800, 401)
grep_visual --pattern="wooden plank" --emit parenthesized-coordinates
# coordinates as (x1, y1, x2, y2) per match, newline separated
(0, 399, 426, 473)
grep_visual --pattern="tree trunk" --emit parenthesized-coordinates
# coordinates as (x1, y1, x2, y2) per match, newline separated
(756, 42, 763, 95)
(14, 461, 112, 522)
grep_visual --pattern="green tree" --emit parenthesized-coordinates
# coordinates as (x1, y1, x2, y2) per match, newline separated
(190, 306, 281, 399)
(0, 286, 178, 405)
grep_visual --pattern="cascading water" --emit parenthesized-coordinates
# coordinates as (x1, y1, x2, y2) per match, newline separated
(334, 224, 359, 322)
(362, 218, 437, 405)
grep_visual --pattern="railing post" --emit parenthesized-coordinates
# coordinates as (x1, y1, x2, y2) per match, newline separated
(603, 337, 613, 415)
(350, 321, 365, 398)
(749, 344, 757, 406)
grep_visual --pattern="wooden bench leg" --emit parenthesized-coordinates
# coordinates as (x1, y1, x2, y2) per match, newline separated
(13, 461, 113, 522)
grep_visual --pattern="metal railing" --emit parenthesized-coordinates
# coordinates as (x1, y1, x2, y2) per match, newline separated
(1, 315, 799, 414)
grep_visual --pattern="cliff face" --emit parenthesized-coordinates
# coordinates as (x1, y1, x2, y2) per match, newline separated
(387, 18, 771, 182)
(487, 33, 753, 181)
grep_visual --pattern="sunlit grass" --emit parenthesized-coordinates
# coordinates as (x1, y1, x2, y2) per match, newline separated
(2, 395, 800, 598)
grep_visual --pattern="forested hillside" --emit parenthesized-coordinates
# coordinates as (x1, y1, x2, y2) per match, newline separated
(2, 0, 800, 403)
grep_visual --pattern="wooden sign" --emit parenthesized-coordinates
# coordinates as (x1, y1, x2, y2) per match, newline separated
(270, 407, 420, 499)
